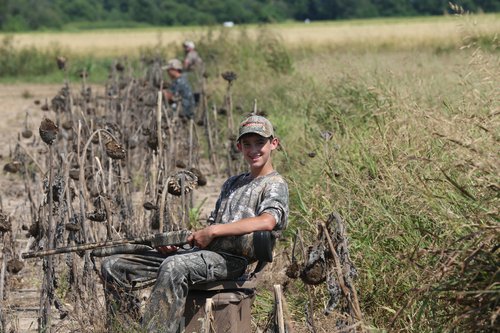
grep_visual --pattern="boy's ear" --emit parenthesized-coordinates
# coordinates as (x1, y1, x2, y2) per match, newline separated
(236, 142, 242, 151)
(270, 137, 279, 150)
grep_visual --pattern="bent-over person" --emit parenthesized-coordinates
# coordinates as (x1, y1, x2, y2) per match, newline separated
(163, 58, 195, 120)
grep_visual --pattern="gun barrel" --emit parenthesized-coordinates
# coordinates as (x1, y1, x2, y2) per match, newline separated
(21, 237, 151, 259)
(21, 230, 193, 259)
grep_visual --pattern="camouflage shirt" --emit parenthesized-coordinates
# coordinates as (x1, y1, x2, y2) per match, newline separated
(184, 50, 204, 92)
(206, 170, 288, 262)
(170, 74, 195, 119)
(184, 50, 203, 72)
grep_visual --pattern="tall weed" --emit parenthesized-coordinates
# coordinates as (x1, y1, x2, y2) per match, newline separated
(275, 30, 497, 333)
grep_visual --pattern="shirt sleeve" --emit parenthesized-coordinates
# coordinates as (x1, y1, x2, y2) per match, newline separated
(257, 179, 289, 230)
(185, 52, 196, 69)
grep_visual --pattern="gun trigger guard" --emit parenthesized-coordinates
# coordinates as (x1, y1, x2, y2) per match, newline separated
(181, 243, 193, 250)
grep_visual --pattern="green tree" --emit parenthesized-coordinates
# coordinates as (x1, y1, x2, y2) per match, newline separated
(259, 1, 291, 22)
(373, 0, 416, 16)
(130, 0, 160, 23)
(286, 0, 310, 19)
(410, 0, 448, 15)
(102, 0, 131, 13)
(342, 0, 379, 18)
(476, 0, 500, 11)
(59, 0, 104, 21)
(33, 1, 64, 29)
(0, 0, 7, 29)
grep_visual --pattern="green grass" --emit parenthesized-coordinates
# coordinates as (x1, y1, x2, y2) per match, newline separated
(284, 49, 497, 330)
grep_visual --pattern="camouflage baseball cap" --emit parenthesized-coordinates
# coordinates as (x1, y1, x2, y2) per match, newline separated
(183, 40, 195, 49)
(162, 59, 183, 71)
(237, 115, 274, 141)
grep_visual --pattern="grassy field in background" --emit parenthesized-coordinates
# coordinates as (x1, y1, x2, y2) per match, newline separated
(1, 13, 498, 84)
(1, 14, 499, 57)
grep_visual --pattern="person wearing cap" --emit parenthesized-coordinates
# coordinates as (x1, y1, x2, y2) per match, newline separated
(182, 40, 203, 72)
(182, 40, 204, 107)
(100, 115, 288, 332)
(187, 114, 288, 253)
(163, 58, 195, 120)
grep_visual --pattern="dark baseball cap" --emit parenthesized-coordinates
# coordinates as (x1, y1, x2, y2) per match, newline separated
(237, 115, 274, 141)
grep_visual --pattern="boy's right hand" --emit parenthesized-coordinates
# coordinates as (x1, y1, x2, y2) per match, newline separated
(156, 245, 178, 255)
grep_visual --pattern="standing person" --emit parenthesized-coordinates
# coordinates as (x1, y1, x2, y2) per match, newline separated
(100, 115, 289, 332)
(182, 40, 204, 106)
(163, 58, 195, 120)
(182, 40, 203, 74)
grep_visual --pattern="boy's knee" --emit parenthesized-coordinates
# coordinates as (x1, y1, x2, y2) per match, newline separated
(158, 256, 186, 275)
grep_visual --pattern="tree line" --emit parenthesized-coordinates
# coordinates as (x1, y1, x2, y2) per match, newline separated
(0, 0, 498, 31)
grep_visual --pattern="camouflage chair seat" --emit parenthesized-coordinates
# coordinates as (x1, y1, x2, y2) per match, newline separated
(184, 271, 263, 333)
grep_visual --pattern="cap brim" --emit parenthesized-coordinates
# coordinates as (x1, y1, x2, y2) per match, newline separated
(237, 131, 271, 141)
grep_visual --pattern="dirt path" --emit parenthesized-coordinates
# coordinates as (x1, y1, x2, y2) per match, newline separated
(0, 84, 58, 155)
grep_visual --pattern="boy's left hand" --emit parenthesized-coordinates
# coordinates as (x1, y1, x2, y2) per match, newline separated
(187, 227, 215, 249)
(163, 90, 174, 102)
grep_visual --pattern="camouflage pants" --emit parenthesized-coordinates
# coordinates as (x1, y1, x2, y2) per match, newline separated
(100, 248, 247, 332)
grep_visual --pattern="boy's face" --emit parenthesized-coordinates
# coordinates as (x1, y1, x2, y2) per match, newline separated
(237, 133, 279, 171)
(167, 68, 179, 79)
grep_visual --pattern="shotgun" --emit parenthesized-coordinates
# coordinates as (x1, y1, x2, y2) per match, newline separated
(22, 230, 278, 263)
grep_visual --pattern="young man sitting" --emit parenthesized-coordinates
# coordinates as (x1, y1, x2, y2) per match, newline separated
(101, 115, 289, 332)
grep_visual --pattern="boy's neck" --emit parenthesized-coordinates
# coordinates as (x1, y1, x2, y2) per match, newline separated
(249, 163, 274, 178)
